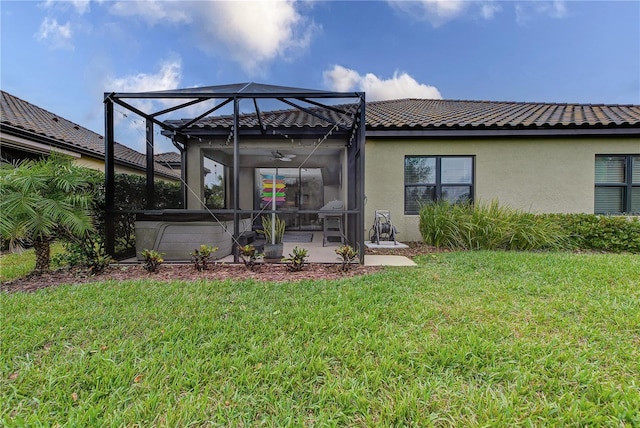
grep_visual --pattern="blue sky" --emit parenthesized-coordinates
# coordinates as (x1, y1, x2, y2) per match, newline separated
(2, 0, 639, 153)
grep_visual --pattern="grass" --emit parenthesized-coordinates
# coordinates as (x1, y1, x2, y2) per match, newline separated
(1, 251, 639, 426)
(0, 243, 65, 281)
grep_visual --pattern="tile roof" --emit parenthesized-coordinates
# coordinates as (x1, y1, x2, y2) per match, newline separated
(0, 91, 180, 179)
(154, 151, 181, 164)
(170, 98, 640, 133)
(365, 99, 640, 130)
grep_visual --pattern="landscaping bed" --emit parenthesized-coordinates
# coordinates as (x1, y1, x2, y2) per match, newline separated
(1, 263, 381, 293)
(1, 242, 442, 293)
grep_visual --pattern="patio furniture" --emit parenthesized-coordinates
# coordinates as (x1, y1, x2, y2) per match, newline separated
(319, 200, 345, 246)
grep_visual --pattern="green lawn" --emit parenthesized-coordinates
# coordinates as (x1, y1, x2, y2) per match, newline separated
(0, 243, 65, 281)
(1, 251, 639, 426)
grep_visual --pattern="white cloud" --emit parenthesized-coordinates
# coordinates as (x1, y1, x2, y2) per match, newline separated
(387, 0, 499, 27)
(516, 1, 568, 25)
(108, 0, 191, 25)
(43, 0, 91, 14)
(106, 59, 182, 94)
(35, 17, 73, 49)
(103, 58, 216, 122)
(105, 58, 183, 124)
(481, 2, 501, 20)
(70, 0, 90, 14)
(323, 65, 442, 101)
(108, 1, 317, 74)
(322, 64, 361, 92)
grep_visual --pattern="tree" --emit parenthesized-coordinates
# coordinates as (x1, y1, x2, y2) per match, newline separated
(0, 155, 94, 274)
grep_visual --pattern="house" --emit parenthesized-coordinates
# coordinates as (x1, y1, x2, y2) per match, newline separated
(0, 90, 180, 181)
(363, 99, 640, 240)
(103, 83, 639, 261)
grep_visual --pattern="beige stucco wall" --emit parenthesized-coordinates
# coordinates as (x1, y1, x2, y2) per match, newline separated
(74, 155, 178, 184)
(365, 136, 640, 241)
(186, 147, 204, 208)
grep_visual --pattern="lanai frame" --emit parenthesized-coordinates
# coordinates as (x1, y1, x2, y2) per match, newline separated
(103, 83, 366, 263)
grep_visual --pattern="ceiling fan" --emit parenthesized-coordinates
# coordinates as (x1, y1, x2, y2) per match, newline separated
(271, 151, 297, 162)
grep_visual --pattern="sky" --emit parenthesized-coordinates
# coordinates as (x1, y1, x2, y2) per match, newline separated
(1, 0, 639, 153)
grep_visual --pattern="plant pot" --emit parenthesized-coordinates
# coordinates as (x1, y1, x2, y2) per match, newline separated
(263, 243, 283, 261)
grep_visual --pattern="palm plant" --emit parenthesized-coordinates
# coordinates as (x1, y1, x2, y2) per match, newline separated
(0, 155, 94, 274)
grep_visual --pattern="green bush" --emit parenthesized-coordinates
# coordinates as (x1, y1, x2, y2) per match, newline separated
(53, 237, 113, 275)
(190, 244, 218, 271)
(335, 245, 358, 271)
(542, 213, 640, 253)
(140, 249, 164, 273)
(285, 246, 309, 272)
(419, 200, 567, 251)
(77, 170, 181, 258)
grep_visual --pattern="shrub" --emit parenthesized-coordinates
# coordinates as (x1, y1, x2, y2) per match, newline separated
(190, 244, 218, 271)
(541, 213, 640, 253)
(419, 200, 567, 251)
(54, 235, 113, 275)
(335, 245, 358, 272)
(77, 170, 181, 258)
(141, 249, 164, 273)
(285, 246, 309, 272)
(239, 244, 261, 271)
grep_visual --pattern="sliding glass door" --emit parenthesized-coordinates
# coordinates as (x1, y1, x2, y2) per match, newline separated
(255, 168, 324, 230)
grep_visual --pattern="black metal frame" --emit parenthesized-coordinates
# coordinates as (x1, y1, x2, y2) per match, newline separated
(104, 83, 366, 262)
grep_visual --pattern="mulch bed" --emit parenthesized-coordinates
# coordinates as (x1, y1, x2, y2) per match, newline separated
(1, 242, 441, 294)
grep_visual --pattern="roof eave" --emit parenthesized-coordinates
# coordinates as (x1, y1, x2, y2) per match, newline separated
(1, 124, 178, 179)
(366, 125, 640, 138)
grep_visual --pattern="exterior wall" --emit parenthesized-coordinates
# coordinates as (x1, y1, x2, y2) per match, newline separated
(1, 134, 177, 182)
(365, 135, 640, 241)
(239, 167, 254, 210)
(186, 147, 205, 208)
(76, 155, 145, 177)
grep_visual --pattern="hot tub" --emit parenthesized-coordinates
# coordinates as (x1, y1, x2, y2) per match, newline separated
(135, 211, 252, 261)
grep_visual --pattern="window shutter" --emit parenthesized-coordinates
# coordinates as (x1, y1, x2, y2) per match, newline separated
(441, 158, 473, 184)
(595, 187, 623, 214)
(632, 187, 640, 214)
(632, 157, 640, 184)
(595, 156, 625, 183)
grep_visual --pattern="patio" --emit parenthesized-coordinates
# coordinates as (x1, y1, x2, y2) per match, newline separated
(104, 83, 367, 263)
(216, 232, 415, 266)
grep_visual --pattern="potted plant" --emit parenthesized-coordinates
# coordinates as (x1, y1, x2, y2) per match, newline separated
(259, 215, 285, 260)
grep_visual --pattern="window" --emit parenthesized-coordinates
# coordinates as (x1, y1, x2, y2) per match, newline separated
(595, 155, 640, 214)
(405, 156, 474, 214)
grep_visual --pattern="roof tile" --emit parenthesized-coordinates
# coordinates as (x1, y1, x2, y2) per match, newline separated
(174, 98, 640, 131)
(1, 91, 179, 179)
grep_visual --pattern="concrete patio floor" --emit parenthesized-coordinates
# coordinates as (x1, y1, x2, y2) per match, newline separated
(222, 232, 416, 266)
(125, 232, 415, 266)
